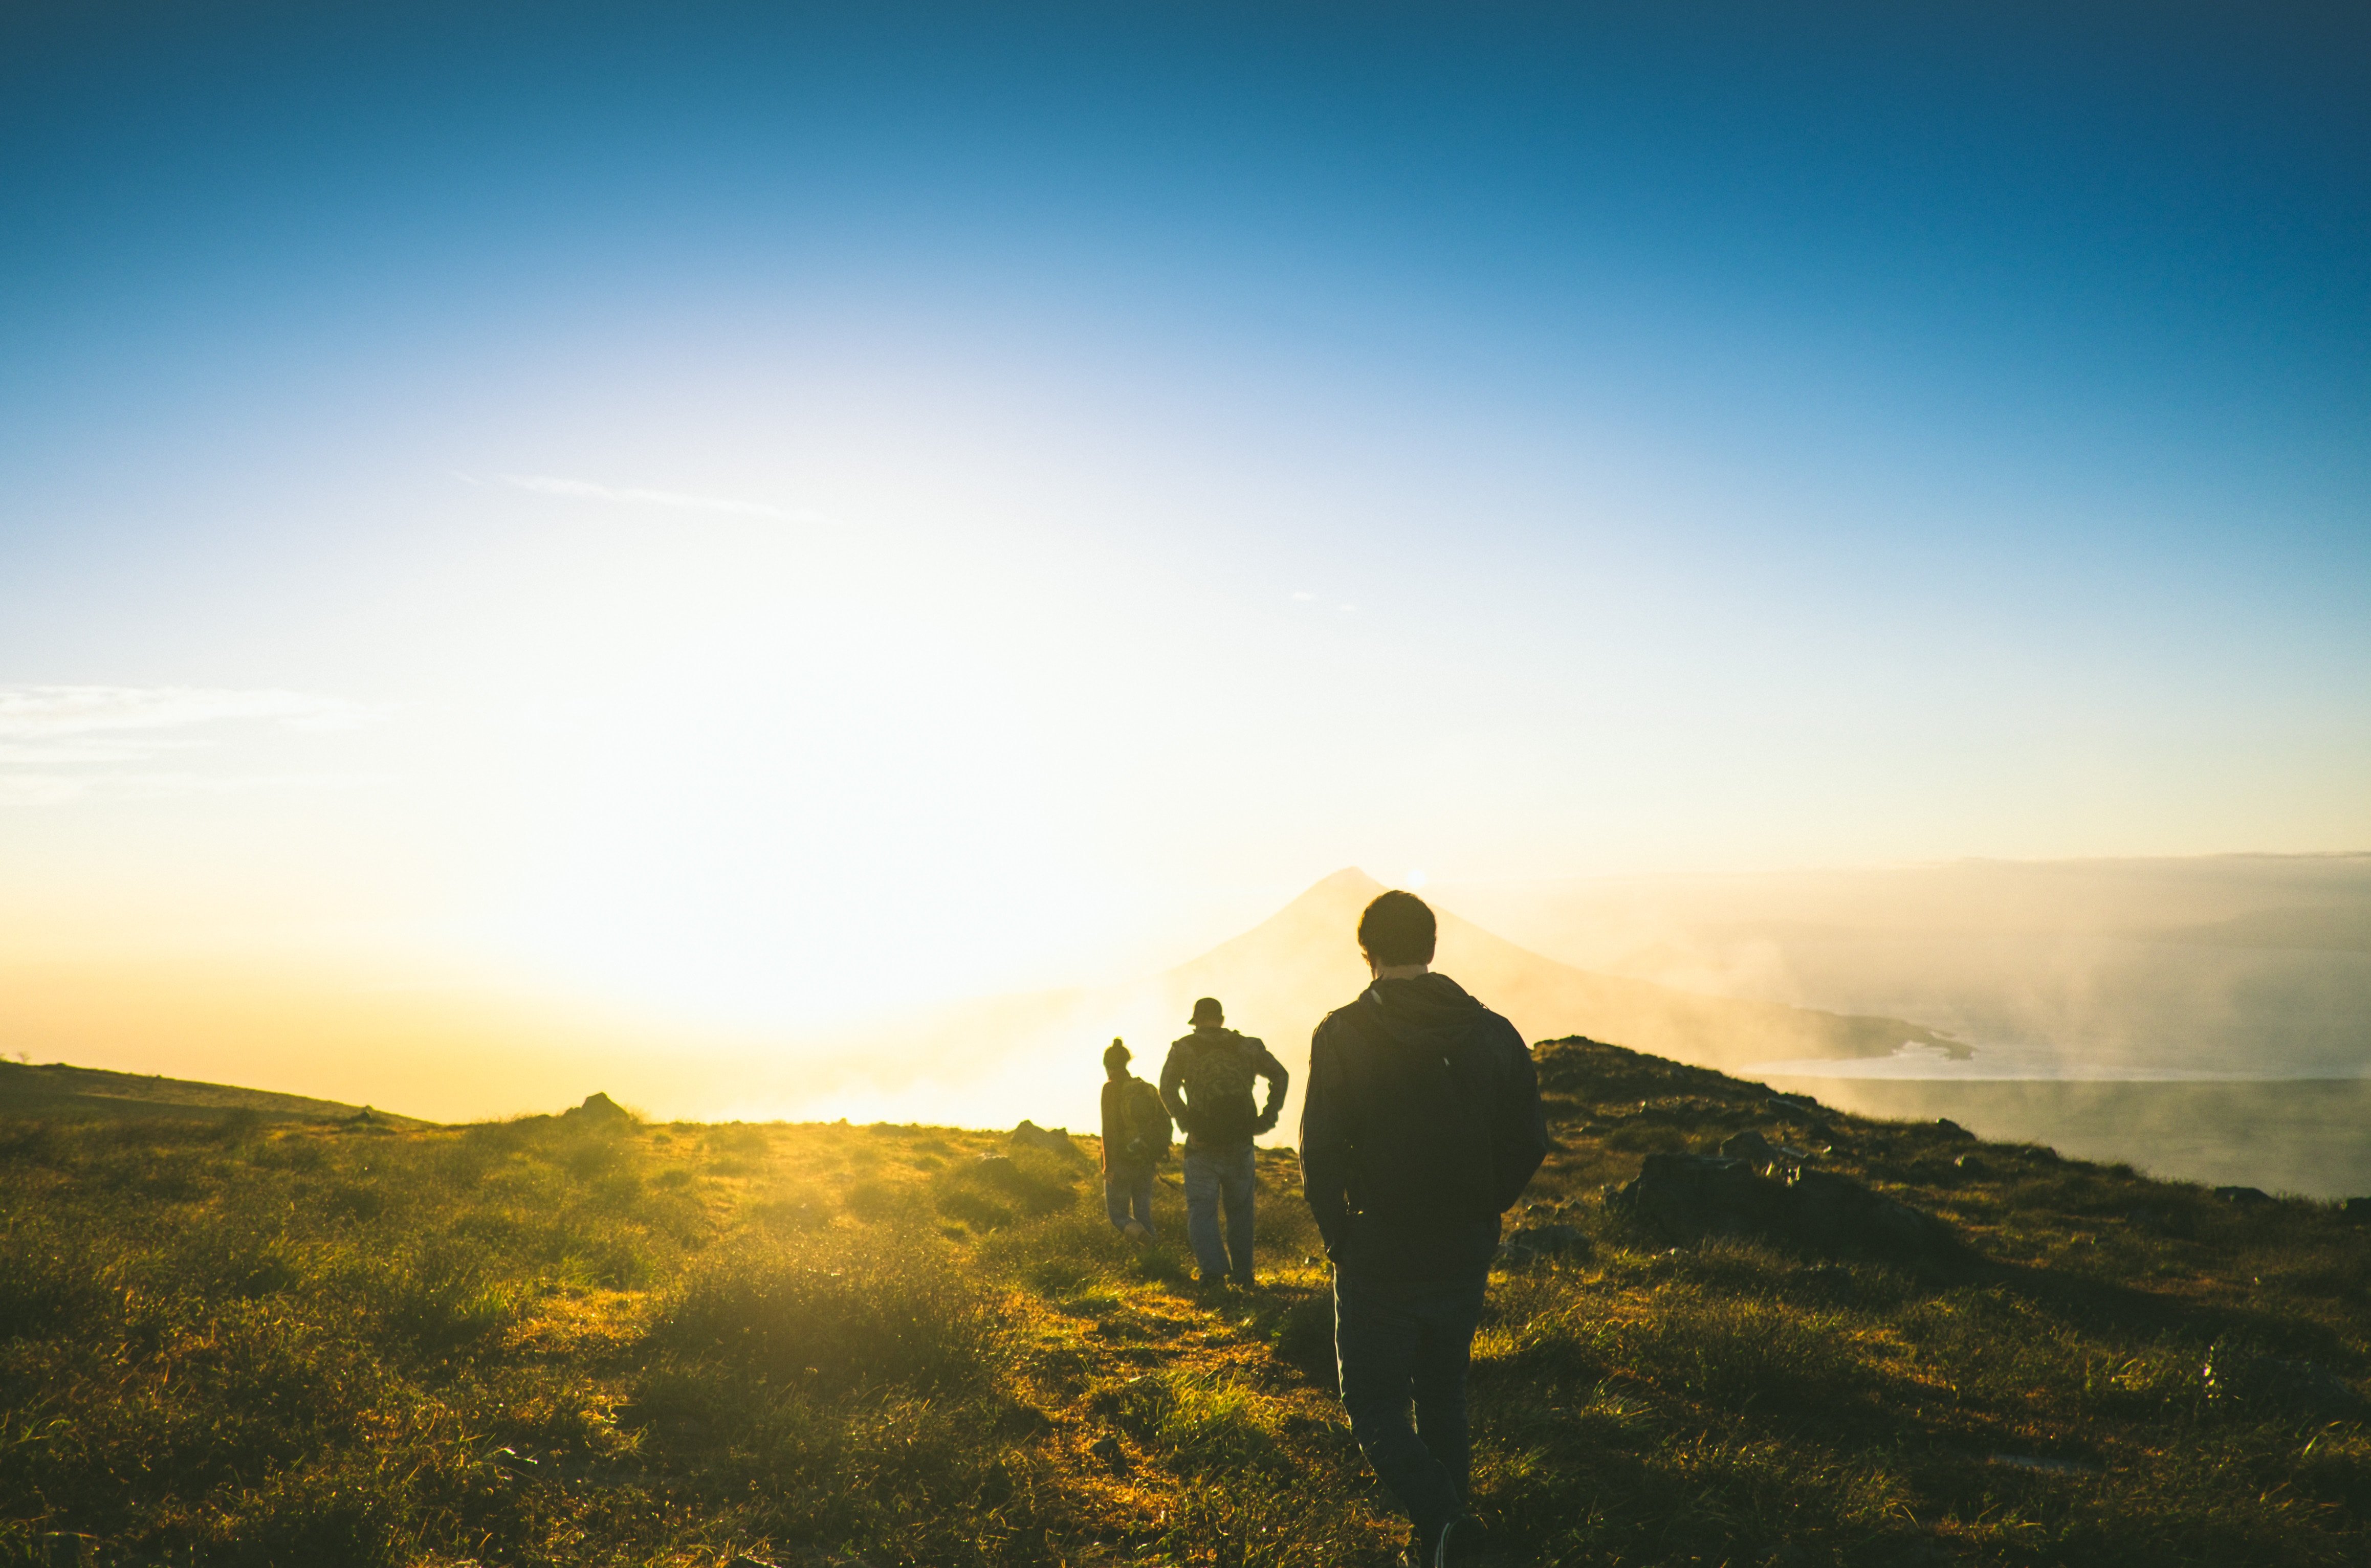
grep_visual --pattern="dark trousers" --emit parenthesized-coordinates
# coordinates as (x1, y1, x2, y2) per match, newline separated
(1333, 1269, 1490, 1544)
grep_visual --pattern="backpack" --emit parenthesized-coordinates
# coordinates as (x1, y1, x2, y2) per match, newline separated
(1349, 1018, 1506, 1223)
(1123, 1077, 1173, 1163)
(1179, 1032, 1260, 1143)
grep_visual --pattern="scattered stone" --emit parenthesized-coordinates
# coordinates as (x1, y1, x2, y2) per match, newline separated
(563, 1092, 631, 1123)
(1934, 1118, 1973, 1140)
(1011, 1120, 1079, 1156)
(1952, 1154, 1984, 1177)
(1608, 1154, 1786, 1237)
(1788, 1169, 1957, 1263)
(1498, 1224, 1593, 1266)
(1720, 1129, 1782, 1168)
(1721, 1129, 1811, 1173)
(1608, 1153, 1962, 1267)
(2214, 1185, 2274, 1206)
(1089, 1433, 1131, 1472)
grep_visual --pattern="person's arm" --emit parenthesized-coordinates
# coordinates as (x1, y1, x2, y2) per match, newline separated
(1249, 1039, 1290, 1134)
(1489, 1020, 1550, 1213)
(1159, 1045, 1193, 1137)
(1298, 1024, 1351, 1258)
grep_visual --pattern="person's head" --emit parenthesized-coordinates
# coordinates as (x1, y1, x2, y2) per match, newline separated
(1104, 1038, 1131, 1079)
(1190, 997, 1224, 1028)
(1358, 890, 1437, 974)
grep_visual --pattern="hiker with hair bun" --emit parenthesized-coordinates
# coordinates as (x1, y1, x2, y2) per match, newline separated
(1159, 998, 1289, 1288)
(1301, 890, 1548, 1568)
(1099, 1038, 1170, 1240)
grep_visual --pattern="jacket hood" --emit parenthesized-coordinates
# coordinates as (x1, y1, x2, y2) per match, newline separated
(1359, 973, 1487, 1044)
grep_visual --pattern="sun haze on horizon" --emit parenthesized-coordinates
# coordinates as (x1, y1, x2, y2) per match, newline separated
(1, 4, 2365, 1113)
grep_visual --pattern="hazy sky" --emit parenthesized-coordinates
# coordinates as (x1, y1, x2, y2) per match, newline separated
(3, 3, 2365, 1035)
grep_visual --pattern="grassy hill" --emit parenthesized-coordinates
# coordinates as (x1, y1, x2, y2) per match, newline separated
(3, 1042, 2366, 1567)
(0, 1059, 431, 1129)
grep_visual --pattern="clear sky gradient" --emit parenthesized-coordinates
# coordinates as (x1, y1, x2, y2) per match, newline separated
(2, 3, 2365, 1051)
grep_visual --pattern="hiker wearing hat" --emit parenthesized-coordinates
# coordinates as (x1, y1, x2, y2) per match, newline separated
(1098, 1038, 1171, 1240)
(1300, 890, 1547, 1568)
(1159, 997, 1289, 1288)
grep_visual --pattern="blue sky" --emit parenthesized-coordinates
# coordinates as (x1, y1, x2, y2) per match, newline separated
(1, 2, 2365, 1029)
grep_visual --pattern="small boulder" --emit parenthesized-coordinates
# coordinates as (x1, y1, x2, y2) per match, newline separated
(1088, 1433, 1130, 1472)
(1610, 1153, 1961, 1267)
(1934, 1118, 1973, 1140)
(1608, 1154, 1786, 1239)
(1010, 1120, 1078, 1156)
(1720, 1129, 1781, 1168)
(2214, 1185, 2274, 1206)
(1498, 1224, 1593, 1266)
(564, 1092, 631, 1123)
(1786, 1169, 1957, 1264)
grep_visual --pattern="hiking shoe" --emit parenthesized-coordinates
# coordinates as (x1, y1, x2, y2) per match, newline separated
(1122, 1220, 1151, 1242)
(1434, 1516, 1493, 1567)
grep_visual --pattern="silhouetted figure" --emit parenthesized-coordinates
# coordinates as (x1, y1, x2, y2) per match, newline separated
(1160, 997, 1288, 1287)
(1099, 1038, 1169, 1239)
(1301, 891, 1547, 1567)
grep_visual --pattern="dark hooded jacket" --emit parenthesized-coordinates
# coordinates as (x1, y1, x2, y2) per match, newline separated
(1299, 973, 1548, 1283)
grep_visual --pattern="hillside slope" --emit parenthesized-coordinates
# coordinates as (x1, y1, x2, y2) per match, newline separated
(0, 1058, 430, 1127)
(2, 1042, 2365, 1566)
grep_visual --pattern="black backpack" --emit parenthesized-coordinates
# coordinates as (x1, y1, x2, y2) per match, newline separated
(1122, 1077, 1173, 1162)
(1178, 1032, 1261, 1142)
(1351, 1020, 1505, 1224)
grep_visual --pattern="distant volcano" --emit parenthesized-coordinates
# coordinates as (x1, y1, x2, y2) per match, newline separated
(779, 867, 1966, 1135)
(1152, 867, 1965, 1075)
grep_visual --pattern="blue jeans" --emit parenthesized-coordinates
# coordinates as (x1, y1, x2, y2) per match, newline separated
(1104, 1166, 1156, 1234)
(1182, 1143, 1256, 1282)
(1333, 1270, 1490, 1543)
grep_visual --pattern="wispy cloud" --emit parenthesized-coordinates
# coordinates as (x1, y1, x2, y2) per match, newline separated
(493, 472, 823, 522)
(0, 686, 371, 803)
(0, 686, 364, 740)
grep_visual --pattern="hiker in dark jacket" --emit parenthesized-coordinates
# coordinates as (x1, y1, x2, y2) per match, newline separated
(1159, 997, 1289, 1287)
(1099, 1039, 1169, 1240)
(1301, 891, 1548, 1568)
